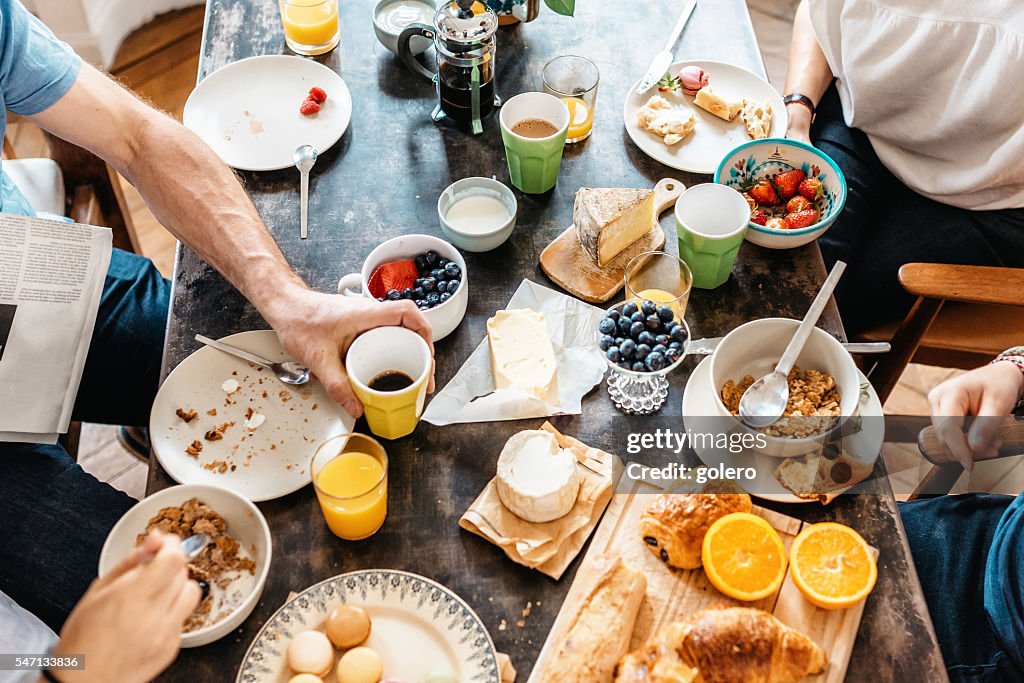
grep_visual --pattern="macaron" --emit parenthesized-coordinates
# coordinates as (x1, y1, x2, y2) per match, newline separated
(679, 65, 709, 96)
(336, 646, 383, 683)
(326, 604, 372, 649)
(289, 676, 325, 683)
(288, 630, 334, 677)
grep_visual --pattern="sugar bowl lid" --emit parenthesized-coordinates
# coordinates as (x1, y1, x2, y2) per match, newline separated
(435, 0, 497, 44)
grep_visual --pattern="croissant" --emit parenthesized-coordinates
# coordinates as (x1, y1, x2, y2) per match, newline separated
(639, 491, 752, 569)
(616, 607, 827, 683)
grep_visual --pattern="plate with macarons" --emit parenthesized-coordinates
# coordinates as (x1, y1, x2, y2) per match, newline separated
(236, 569, 500, 683)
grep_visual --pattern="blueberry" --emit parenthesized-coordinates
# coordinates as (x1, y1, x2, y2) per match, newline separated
(635, 343, 651, 360)
(670, 325, 689, 344)
(439, 291, 452, 303)
(632, 361, 646, 372)
(386, 289, 402, 301)
(599, 317, 617, 335)
(438, 257, 449, 268)
(630, 310, 645, 324)
(413, 286, 425, 300)
(637, 330, 654, 346)
(599, 334, 614, 351)
(666, 346, 682, 362)
(606, 346, 621, 363)
(401, 288, 415, 300)
(654, 334, 669, 347)
(421, 277, 437, 293)
(425, 291, 440, 305)
(444, 262, 461, 278)
(606, 309, 621, 322)
(414, 255, 428, 272)
(620, 338, 637, 359)
(415, 299, 427, 307)
(414, 277, 426, 288)
(623, 301, 639, 317)
(646, 352, 666, 371)
(425, 250, 440, 266)
(668, 340, 683, 350)
(629, 321, 645, 338)
(447, 278, 461, 292)
(618, 317, 633, 335)
(615, 336, 627, 347)
(431, 268, 446, 281)
(645, 314, 662, 330)
(641, 300, 657, 317)
(657, 306, 674, 323)
(436, 280, 449, 294)
(652, 344, 668, 356)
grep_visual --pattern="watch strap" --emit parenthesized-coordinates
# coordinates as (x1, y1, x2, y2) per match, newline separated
(783, 92, 816, 116)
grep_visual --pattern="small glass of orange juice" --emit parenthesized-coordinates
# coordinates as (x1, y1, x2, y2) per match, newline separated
(280, 0, 340, 56)
(312, 433, 387, 540)
(542, 56, 599, 144)
(625, 251, 694, 321)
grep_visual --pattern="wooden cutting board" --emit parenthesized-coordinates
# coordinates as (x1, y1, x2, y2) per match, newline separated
(539, 178, 685, 303)
(529, 480, 878, 683)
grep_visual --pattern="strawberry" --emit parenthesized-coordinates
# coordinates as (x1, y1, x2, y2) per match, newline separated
(797, 177, 824, 201)
(765, 217, 788, 230)
(308, 86, 328, 104)
(786, 195, 813, 214)
(748, 180, 780, 206)
(773, 169, 805, 199)
(784, 208, 820, 229)
(741, 192, 757, 211)
(749, 209, 768, 226)
(299, 97, 321, 116)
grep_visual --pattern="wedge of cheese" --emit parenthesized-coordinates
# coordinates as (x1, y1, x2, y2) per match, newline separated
(574, 187, 655, 266)
(487, 308, 558, 404)
(495, 429, 580, 523)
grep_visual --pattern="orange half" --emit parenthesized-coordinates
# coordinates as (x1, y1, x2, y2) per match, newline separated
(789, 522, 877, 610)
(701, 512, 787, 601)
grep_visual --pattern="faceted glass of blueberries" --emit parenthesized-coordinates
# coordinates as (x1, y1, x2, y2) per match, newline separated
(596, 300, 691, 415)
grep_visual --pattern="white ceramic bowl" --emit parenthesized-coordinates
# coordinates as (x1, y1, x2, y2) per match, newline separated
(707, 318, 860, 458)
(372, 0, 434, 55)
(337, 234, 468, 342)
(98, 484, 272, 648)
(437, 177, 517, 252)
(714, 138, 847, 250)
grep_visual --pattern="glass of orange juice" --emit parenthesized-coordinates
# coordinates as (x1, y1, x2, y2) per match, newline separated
(542, 56, 599, 144)
(312, 433, 387, 540)
(625, 251, 694, 321)
(280, 0, 340, 56)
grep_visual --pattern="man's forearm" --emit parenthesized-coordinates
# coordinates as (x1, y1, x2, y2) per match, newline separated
(784, 0, 833, 133)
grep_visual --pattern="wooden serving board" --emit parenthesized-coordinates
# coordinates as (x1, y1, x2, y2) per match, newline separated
(530, 480, 878, 683)
(539, 178, 685, 303)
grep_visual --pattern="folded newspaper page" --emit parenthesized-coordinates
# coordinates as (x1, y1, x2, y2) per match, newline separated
(0, 214, 111, 444)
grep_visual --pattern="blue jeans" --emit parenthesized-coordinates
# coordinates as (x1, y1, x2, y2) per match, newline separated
(901, 494, 1023, 682)
(0, 249, 169, 632)
(811, 87, 1024, 335)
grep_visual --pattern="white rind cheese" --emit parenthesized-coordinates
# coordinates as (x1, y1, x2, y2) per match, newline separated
(487, 309, 558, 404)
(495, 430, 581, 523)
(574, 188, 655, 266)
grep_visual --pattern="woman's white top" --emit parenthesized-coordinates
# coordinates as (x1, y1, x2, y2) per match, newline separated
(809, 0, 1024, 210)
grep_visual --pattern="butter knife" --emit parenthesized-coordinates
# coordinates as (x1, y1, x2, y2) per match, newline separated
(634, 0, 698, 96)
(688, 337, 891, 356)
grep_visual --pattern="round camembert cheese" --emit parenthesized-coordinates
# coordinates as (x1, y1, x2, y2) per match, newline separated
(495, 430, 581, 523)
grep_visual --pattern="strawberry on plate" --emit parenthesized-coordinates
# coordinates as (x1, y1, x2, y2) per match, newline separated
(784, 208, 820, 229)
(299, 97, 321, 116)
(773, 169, 805, 199)
(786, 195, 813, 214)
(798, 177, 824, 201)
(765, 217, 788, 230)
(749, 180, 780, 206)
(308, 86, 328, 104)
(750, 209, 768, 226)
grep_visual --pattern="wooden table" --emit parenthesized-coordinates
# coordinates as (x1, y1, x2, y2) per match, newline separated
(149, 0, 947, 680)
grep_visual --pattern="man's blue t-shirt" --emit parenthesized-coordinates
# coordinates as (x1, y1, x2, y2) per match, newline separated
(0, 0, 81, 216)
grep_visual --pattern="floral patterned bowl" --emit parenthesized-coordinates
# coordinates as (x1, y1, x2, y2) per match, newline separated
(714, 138, 847, 249)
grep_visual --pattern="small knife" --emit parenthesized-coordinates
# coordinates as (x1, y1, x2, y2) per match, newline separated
(688, 337, 891, 356)
(634, 0, 698, 96)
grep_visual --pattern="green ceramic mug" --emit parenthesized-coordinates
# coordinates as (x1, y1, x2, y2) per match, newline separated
(675, 184, 750, 289)
(499, 92, 569, 194)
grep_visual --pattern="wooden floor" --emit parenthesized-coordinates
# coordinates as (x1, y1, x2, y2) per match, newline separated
(11, 2, 1015, 500)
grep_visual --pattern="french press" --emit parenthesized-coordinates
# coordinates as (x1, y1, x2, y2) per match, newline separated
(398, 0, 500, 135)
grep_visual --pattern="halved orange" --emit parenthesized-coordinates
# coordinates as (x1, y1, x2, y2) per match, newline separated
(701, 512, 787, 601)
(789, 522, 877, 610)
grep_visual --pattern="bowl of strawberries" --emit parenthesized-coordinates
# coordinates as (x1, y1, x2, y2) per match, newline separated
(714, 138, 847, 249)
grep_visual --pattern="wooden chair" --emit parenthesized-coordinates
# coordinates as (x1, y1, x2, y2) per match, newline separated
(912, 417, 1024, 498)
(858, 263, 1024, 405)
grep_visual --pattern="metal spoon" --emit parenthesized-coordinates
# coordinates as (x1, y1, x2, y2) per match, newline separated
(195, 334, 310, 385)
(293, 145, 318, 240)
(181, 533, 210, 561)
(738, 261, 847, 428)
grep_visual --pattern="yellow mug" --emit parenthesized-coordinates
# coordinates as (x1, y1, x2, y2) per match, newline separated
(345, 326, 431, 439)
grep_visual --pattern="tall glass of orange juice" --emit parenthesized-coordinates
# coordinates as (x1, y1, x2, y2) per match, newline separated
(280, 0, 340, 56)
(312, 433, 387, 540)
(542, 56, 599, 143)
(625, 251, 694, 321)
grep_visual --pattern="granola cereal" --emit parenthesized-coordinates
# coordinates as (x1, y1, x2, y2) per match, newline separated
(175, 408, 198, 423)
(185, 440, 203, 457)
(721, 365, 841, 438)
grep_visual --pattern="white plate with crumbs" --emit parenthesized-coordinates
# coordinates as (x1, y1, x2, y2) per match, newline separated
(151, 330, 355, 501)
(624, 60, 787, 174)
(183, 55, 352, 171)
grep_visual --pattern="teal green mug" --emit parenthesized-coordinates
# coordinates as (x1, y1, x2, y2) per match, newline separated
(675, 183, 750, 289)
(499, 92, 569, 194)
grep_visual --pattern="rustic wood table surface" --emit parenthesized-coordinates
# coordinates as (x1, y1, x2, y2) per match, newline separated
(148, 0, 947, 680)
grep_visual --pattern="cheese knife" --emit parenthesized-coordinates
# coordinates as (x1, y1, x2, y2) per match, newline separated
(688, 337, 890, 356)
(634, 0, 698, 96)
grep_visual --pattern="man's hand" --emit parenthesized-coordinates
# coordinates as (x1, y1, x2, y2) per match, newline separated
(264, 288, 435, 418)
(52, 532, 201, 683)
(928, 361, 1024, 468)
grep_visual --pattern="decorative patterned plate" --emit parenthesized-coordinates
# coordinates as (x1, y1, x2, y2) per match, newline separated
(236, 570, 500, 683)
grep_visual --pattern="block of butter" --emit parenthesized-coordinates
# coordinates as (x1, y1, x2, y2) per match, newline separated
(487, 308, 558, 404)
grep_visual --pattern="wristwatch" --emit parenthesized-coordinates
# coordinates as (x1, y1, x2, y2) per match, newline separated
(993, 346, 1024, 412)
(783, 93, 816, 118)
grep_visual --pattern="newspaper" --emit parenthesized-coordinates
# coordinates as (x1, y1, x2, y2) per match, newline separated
(0, 214, 112, 444)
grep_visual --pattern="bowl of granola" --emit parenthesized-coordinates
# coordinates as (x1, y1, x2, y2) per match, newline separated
(708, 318, 860, 457)
(98, 484, 272, 647)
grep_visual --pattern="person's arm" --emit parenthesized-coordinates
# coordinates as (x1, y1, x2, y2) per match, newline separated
(28, 64, 433, 417)
(783, 0, 833, 144)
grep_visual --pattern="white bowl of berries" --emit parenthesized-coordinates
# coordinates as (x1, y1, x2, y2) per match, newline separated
(714, 138, 847, 250)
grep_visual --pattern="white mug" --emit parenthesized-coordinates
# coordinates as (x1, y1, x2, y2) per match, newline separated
(337, 234, 469, 342)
